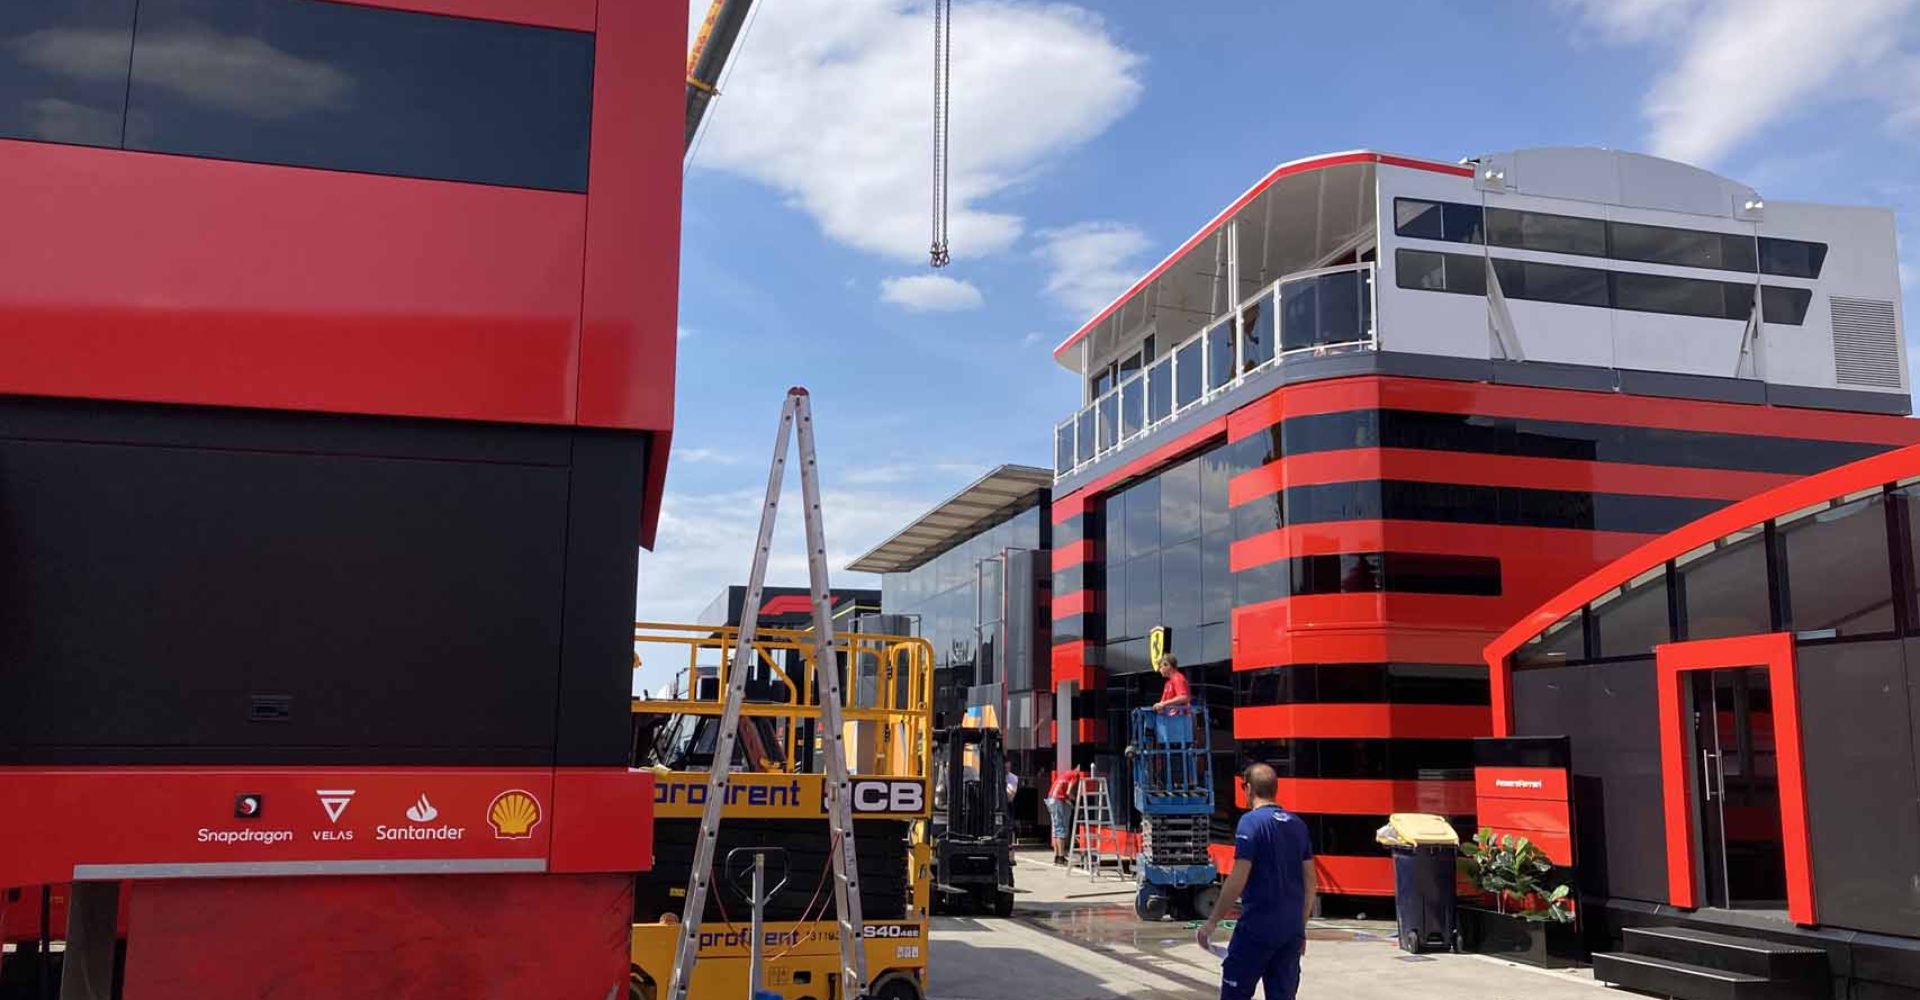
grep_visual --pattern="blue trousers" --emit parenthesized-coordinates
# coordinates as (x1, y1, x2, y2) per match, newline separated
(1220, 935, 1301, 1000)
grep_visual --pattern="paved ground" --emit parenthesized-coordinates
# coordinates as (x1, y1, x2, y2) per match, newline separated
(927, 850, 1606, 1000)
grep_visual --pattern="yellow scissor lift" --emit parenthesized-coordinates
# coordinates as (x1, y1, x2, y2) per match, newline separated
(629, 621, 935, 1000)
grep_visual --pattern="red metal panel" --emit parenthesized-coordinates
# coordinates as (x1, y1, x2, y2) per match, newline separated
(1487, 443, 1920, 676)
(1233, 613, 1493, 671)
(1315, 855, 1393, 897)
(326, 0, 596, 29)
(122, 873, 632, 999)
(1053, 590, 1099, 617)
(547, 768, 655, 874)
(0, 767, 643, 888)
(1262, 778, 1476, 816)
(1234, 703, 1491, 741)
(1053, 492, 1089, 521)
(577, 0, 684, 433)
(0, 141, 586, 425)
(1052, 539, 1095, 572)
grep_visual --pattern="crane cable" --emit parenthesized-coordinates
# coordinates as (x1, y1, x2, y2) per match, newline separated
(929, 0, 952, 268)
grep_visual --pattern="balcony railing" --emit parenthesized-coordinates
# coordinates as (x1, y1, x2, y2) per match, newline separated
(1054, 262, 1377, 479)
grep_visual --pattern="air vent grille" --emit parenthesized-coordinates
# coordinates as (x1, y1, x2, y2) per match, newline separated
(1831, 296, 1901, 388)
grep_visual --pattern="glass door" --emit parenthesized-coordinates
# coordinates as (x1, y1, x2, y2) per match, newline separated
(1689, 667, 1787, 909)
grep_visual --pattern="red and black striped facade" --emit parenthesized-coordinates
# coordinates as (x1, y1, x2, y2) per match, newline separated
(1050, 373, 1920, 896)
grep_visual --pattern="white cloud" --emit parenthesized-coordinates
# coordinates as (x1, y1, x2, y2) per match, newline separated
(633, 480, 947, 692)
(878, 274, 984, 311)
(688, 0, 1143, 262)
(1035, 221, 1151, 316)
(1565, 0, 1918, 165)
(676, 447, 739, 465)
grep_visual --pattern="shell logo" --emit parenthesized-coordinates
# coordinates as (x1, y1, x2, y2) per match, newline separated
(486, 790, 542, 839)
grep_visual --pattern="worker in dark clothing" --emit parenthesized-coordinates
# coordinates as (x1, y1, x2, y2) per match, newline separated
(1197, 763, 1317, 1000)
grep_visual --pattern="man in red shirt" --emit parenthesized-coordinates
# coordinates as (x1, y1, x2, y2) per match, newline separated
(1153, 654, 1191, 714)
(1045, 768, 1084, 864)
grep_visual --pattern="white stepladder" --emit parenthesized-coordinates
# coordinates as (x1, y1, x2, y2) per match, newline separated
(665, 387, 870, 1000)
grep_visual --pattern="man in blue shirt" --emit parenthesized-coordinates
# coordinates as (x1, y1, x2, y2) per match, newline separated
(1197, 763, 1316, 1000)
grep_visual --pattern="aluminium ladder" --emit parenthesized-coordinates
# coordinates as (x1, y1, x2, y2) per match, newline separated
(1071, 774, 1123, 880)
(666, 387, 870, 1000)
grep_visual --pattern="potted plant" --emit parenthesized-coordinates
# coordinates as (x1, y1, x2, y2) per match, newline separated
(1455, 828, 1583, 967)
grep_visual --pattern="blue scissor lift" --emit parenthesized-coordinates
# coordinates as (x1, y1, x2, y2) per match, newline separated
(1127, 704, 1222, 920)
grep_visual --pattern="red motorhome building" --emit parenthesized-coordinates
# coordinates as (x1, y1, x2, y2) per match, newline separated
(1041, 147, 1916, 899)
(0, 2, 681, 994)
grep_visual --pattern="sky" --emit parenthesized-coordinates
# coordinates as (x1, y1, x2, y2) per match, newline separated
(641, 0, 1920, 692)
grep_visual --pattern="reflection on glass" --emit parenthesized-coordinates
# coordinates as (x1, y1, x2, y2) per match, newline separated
(1778, 493, 1894, 637)
(1591, 565, 1671, 658)
(1174, 339, 1202, 409)
(1096, 391, 1118, 452)
(1280, 269, 1372, 352)
(1074, 408, 1094, 465)
(125, 0, 594, 191)
(1055, 421, 1074, 475)
(1515, 609, 1585, 668)
(1676, 526, 1771, 641)
(1119, 376, 1143, 440)
(0, 1, 137, 148)
(1240, 293, 1276, 372)
(1147, 358, 1173, 423)
(1206, 321, 1234, 391)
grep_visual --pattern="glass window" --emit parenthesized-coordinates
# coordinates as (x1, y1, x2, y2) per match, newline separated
(1240, 294, 1276, 372)
(1201, 528, 1232, 624)
(1380, 553, 1502, 595)
(1054, 421, 1074, 475)
(1161, 539, 1201, 628)
(1394, 198, 1443, 240)
(1778, 494, 1895, 637)
(1146, 357, 1173, 424)
(1103, 497, 1124, 564)
(1514, 609, 1586, 668)
(1281, 269, 1369, 352)
(1486, 207, 1607, 256)
(1091, 367, 1113, 399)
(126, 0, 595, 192)
(1124, 552, 1160, 640)
(1119, 376, 1143, 440)
(1675, 527, 1772, 640)
(0, 1, 137, 148)
(1123, 477, 1160, 559)
(1759, 238, 1828, 279)
(1096, 391, 1118, 453)
(1200, 448, 1234, 536)
(1206, 320, 1235, 391)
(1591, 565, 1671, 659)
(1492, 258, 1609, 307)
(1760, 285, 1812, 326)
(1174, 338, 1202, 410)
(1159, 458, 1201, 545)
(1398, 249, 1447, 291)
(1609, 221, 1757, 272)
(1613, 272, 1751, 321)
(1444, 203, 1486, 244)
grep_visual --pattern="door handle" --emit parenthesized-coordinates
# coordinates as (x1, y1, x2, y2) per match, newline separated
(1700, 751, 1717, 802)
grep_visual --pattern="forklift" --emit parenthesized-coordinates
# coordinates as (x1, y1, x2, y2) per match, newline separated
(928, 727, 1015, 916)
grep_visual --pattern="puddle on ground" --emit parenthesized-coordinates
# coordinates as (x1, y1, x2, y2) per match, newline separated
(1023, 902, 1392, 955)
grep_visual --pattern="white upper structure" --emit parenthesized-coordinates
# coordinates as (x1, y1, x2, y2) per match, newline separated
(1052, 147, 1907, 480)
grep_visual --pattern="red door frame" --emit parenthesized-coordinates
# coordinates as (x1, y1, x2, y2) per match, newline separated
(1654, 633, 1815, 925)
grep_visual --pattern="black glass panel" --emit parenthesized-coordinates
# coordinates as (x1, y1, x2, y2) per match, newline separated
(1161, 539, 1201, 629)
(1393, 198, 1443, 240)
(1174, 339, 1202, 409)
(125, 0, 593, 192)
(1492, 258, 1609, 307)
(1206, 321, 1234, 391)
(1123, 552, 1160, 640)
(0, 1, 136, 148)
(1443, 202, 1485, 244)
(1146, 360, 1173, 424)
(1122, 477, 1160, 560)
(1610, 221, 1756, 272)
(1613, 271, 1752, 321)
(1758, 238, 1827, 279)
(1675, 529, 1772, 640)
(1486, 206, 1607, 256)
(1281, 269, 1369, 351)
(1238, 737, 1476, 780)
(1513, 609, 1586, 669)
(1235, 664, 1490, 706)
(1590, 569, 1672, 659)
(1200, 449, 1234, 537)
(1778, 495, 1895, 637)
(1201, 528, 1232, 624)
(1159, 457, 1201, 545)
(1760, 285, 1812, 325)
(1240, 296, 1276, 372)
